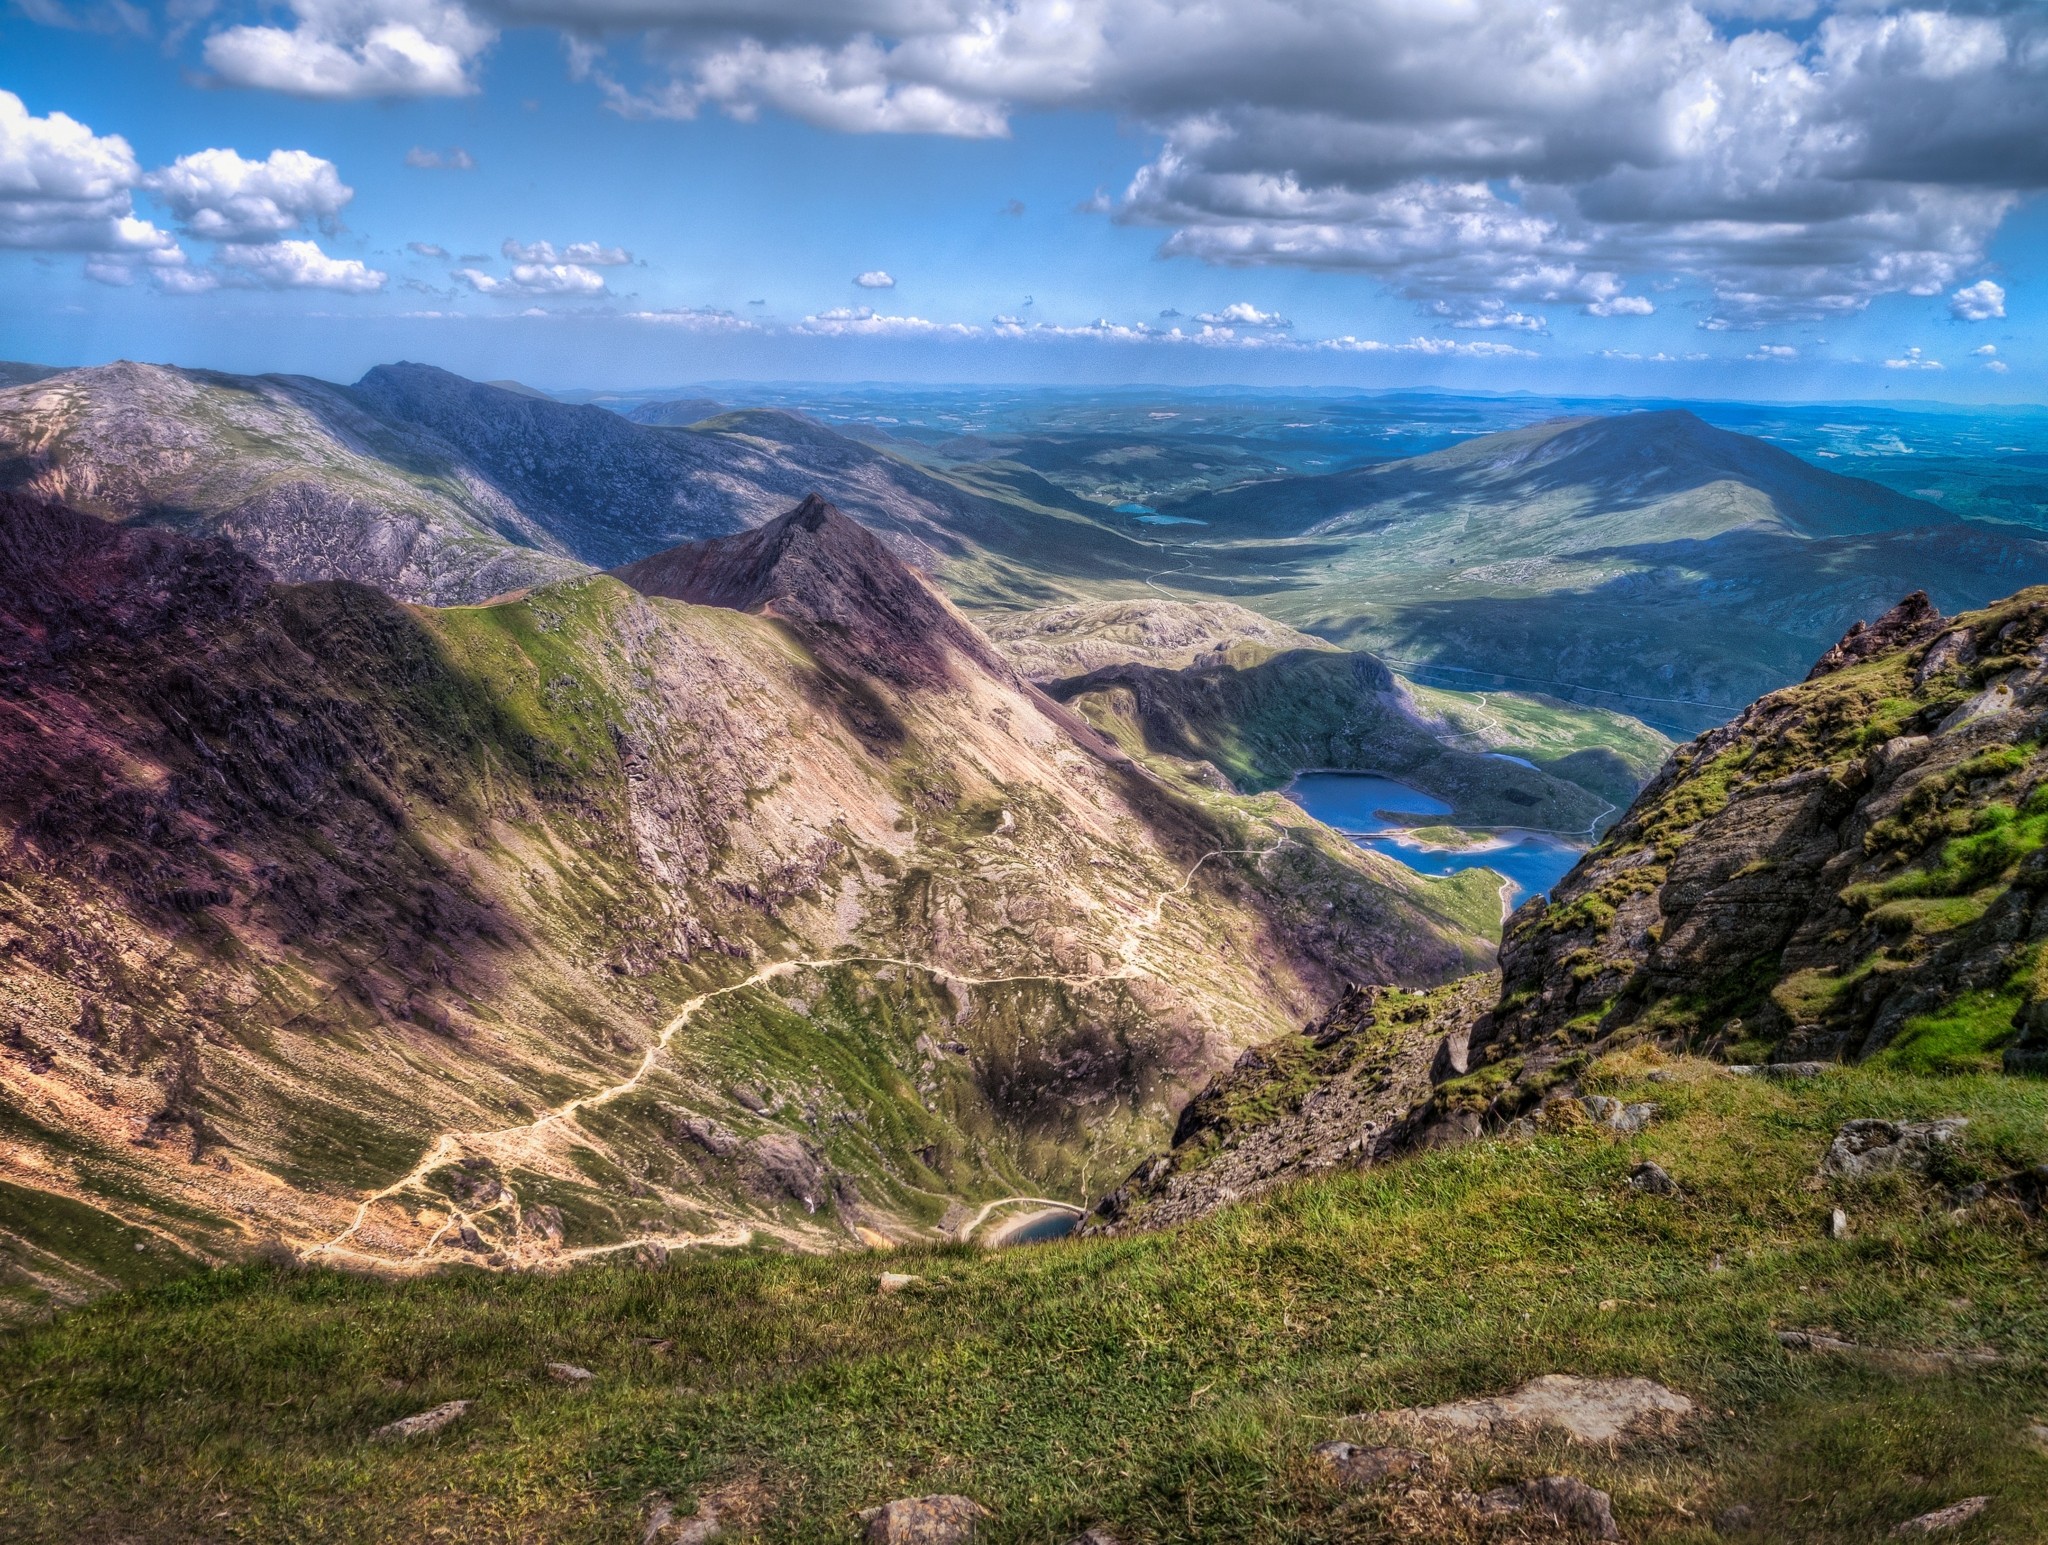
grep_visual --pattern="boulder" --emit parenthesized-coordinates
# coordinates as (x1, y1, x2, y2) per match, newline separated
(1376, 1374, 1693, 1445)
(546, 1362, 593, 1384)
(858, 1495, 990, 1543)
(1819, 1119, 1967, 1180)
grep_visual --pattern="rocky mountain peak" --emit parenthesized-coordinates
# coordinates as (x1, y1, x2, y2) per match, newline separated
(612, 494, 1016, 690)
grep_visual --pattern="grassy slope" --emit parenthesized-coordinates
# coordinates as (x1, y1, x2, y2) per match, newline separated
(4, 1056, 2042, 1544)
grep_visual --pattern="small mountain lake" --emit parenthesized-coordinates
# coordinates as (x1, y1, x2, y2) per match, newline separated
(1284, 771, 1585, 905)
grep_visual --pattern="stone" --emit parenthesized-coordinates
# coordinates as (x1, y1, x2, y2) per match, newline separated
(858, 1494, 990, 1543)
(1312, 1441, 1424, 1489)
(546, 1362, 594, 1383)
(372, 1399, 471, 1440)
(1890, 1496, 1990, 1536)
(1629, 1160, 1679, 1196)
(525, 1204, 564, 1245)
(1376, 1374, 1693, 1445)
(635, 1242, 670, 1269)
(1063, 1530, 1119, 1545)
(878, 1272, 921, 1293)
(1776, 1329, 2000, 1374)
(1764, 1061, 1830, 1078)
(1714, 1503, 1755, 1533)
(1829, 1208, 1850, 1240)
(1462, 1475, 1620, 1541)
(1819, 1118, 1967, 1180)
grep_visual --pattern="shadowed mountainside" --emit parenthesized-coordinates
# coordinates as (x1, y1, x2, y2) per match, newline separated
(0, 490, 1499, 1317)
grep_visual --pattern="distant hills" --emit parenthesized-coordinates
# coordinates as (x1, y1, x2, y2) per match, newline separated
(1143, 410, 2048, 730)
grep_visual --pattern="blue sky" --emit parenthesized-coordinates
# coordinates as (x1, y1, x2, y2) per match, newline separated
(2, 1, 2041, 398)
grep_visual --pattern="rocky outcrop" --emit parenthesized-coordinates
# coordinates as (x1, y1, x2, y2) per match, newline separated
(1442, 585, 2048, 1121)
(1086, 973, 1497, 1232)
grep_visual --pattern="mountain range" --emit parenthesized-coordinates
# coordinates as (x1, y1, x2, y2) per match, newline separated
(0, 488, 1500, 1314)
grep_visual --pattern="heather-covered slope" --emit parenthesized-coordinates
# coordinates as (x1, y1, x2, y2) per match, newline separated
(0, 492, 1495, 1317)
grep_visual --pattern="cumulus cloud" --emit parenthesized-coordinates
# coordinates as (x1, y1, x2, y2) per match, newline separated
(1883, 345, 1943, 370)
(143, 147, 353, 241)
(1971, 342, 2009, 373)
(408, 240, 449, 258)
(217, 238, 386, 290)
(405, 144, 476, 169)
(503, 236, 631, 265)
(793, 305, 974, 337)
(623, 305, 760, 331)
(1195, 301, 1288, 327)
(1949, 279, 2006, 321)
(1431, 299, 1545, 332)
(1746, 344, 1798, 361)
(458, 260, 606, 294)
(305, 0, 2039, 326)
(0, 89, 180, 257)
(203, 0, 492, 97)
(853, 269, 896, 288)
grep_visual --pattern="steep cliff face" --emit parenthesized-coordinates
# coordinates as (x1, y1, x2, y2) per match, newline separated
(0, 491, 1496, 1315)
(1458, 588, 2048, 1099)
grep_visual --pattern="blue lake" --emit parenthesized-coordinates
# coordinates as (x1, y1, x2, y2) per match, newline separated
(999, 1209, 1081, 1244)
(1284, 771, 1585, 904)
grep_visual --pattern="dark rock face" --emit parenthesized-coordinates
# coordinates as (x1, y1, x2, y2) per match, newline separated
(614, 495, 1016, 691)
(1087, 973, 1497, 1232)
(1446, 585, 2048, 1117)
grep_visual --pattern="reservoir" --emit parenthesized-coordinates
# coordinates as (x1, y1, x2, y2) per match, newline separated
(1284, 771, 1585, 904)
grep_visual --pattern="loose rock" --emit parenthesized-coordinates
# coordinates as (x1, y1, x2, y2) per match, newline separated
(1312, 1441, 1424, 1489)
(1819, 1119, 1967, 1180)
(858, 1494, 990, 1543)
(1713, 1503, 1755, 1533)
(1829, 1208, 1850, 1240)
(878, 1272, 921, 1293)
(1376, 1374, 1693, 1444)
(1891, 1496, 1990, 1536)
(372, 1399, 471, 1441)
(1776, 1329, 1999, 1374)
(1462, 1475, 1620, 1541)
(1063, 1530, 1119, 1545)
(1629, 1160, 1679, 1196)
(546, 1362, 594, 1384)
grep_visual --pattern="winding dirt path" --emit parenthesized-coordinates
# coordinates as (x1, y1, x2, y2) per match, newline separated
(304, 841, 1280, 1272)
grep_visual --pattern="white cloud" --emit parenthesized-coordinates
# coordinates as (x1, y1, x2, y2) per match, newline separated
(203, 0, 491, 98)
(408, 240, 449, 258)
(1984, 360, 2010, 374)
(143, 147, 352, 241)
(623, 306, 760, 331)
(459, 261, 606, 294)
(1971, 343, 1997, 356)
(1971, 342, 2009, 373)
(0, 89, 180, 257)
(405, 145, 476, 169)
(217, 238, 386, 291)
(1746, 343, 1798, 361)
(1586, 294, 1655, 317)
(1949, 279, 2006, 321)
(1595, 348, 1710, 362)
(1882, 346, 1944, 370)
(1195, 301, 1288, 327)
(854, 269, 896, 289)
(1431, 298, 1545, 332)
(409, 0, 2044, 328)
(793, 305, 975, 337)
(502, 236, 631, 266)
